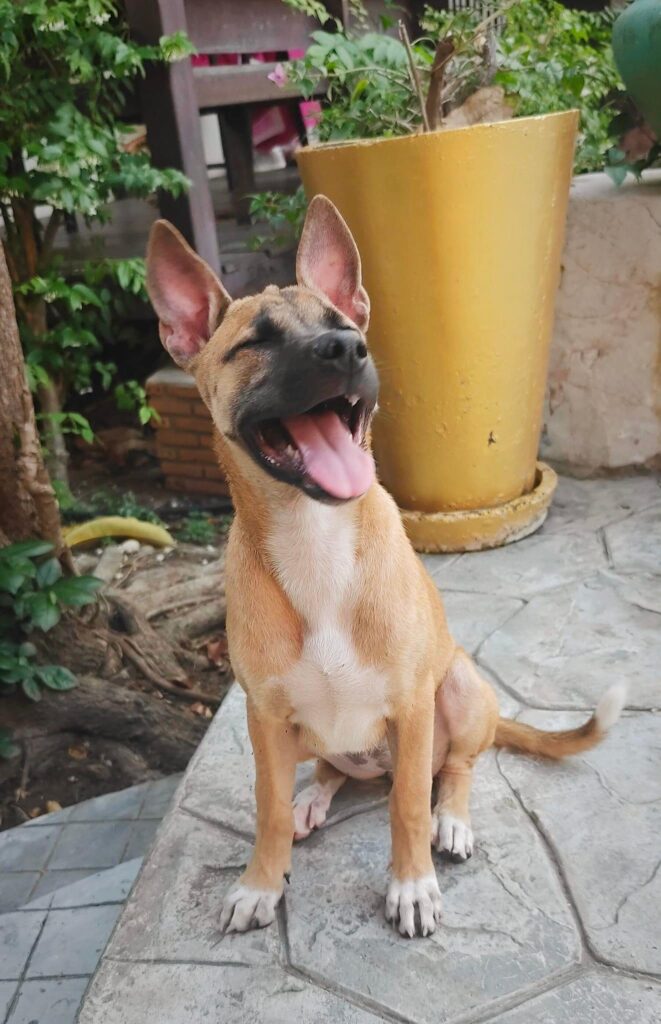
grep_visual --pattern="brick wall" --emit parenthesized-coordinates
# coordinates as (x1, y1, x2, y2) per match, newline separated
(146, 367, 229, 497)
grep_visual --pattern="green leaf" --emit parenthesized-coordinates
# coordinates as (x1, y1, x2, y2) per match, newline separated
(22, 676, 42, 702)
(51, 575, 103, 607)
(36, 664, 77, 691)
(36, 557, 63, 587)
(0, 662, 27, 684)
(3, 540, 53, 559)
(25, 592, 61, 632)
(565, 72, 584, 97)
(0, 565, 27, 595)
(351, 78, 368, 103)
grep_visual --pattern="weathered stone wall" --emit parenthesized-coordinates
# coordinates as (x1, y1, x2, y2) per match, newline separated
(542, 170, 661, 473)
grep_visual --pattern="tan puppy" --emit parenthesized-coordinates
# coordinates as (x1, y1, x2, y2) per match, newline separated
(146, 197, 625, 939)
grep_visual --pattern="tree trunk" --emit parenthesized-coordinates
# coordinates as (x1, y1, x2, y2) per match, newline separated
(37, 377, 70, 486)
(0, 242, 68, 558)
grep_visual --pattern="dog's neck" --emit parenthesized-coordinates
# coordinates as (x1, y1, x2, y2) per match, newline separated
(267, 493, 359, 619)
(219, 435, 367, 597)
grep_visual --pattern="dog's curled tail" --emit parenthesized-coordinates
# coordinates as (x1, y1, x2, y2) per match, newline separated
(493, 684, 627, 760)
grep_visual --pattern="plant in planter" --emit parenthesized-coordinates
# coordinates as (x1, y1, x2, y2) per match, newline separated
(288, 1, 621, 166)
(274, 0, 592, 550)
(0, 0, 192, 484)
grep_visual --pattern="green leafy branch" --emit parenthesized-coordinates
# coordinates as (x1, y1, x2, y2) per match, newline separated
(0, 540, 103, 703)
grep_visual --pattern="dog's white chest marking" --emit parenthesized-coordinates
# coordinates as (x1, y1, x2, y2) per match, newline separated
(266, 499, 388, 754)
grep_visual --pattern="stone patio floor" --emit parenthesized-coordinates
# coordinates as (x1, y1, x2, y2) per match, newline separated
(3, 473, 660, 1023)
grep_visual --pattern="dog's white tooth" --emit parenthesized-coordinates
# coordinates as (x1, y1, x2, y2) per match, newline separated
(348, 394, 359, 406)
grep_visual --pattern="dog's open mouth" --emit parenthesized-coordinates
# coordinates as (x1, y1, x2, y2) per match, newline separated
(246, 394, 374, 501)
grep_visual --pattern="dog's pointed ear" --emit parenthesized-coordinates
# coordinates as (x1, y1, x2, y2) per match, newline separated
(146, 220, 231, 368)
(296, 195, 370, 331)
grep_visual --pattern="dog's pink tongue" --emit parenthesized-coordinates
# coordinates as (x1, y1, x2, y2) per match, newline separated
(283, 410, 374, 500)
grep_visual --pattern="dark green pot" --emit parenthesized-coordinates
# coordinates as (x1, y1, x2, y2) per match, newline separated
(612, 0, 661, 137)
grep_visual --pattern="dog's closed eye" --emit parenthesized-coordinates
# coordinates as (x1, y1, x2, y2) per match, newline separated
(222, 312, 286, 363)
(222, 334, 281, 362)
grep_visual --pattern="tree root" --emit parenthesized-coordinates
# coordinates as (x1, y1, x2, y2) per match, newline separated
(118, 636, 222, 707)
(158, 600, 227, 647)
(0, 674, 206, 783)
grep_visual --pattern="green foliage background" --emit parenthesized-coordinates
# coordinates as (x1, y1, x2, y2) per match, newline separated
(0, 0, 193, 466)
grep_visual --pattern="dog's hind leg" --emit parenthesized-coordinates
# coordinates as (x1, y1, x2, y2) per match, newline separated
(431, 650, 499, 862)
(293, 759, 347, 840)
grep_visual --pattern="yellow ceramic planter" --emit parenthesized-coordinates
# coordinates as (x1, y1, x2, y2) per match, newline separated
(297, 112, 577, 551)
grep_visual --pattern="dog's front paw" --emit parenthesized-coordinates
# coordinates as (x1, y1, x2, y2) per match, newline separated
(431, 811, 474, 862)
(385, 873, 442, 938)
(219, 884, 281, 933)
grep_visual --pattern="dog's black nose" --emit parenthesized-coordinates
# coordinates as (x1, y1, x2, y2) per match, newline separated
(313, 329, 368, 372)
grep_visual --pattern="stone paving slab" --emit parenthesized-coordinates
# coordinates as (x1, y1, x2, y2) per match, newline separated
(27, 860, 142, 912)
(121, 820, 160, 862)
(488, 970, 661, 1024)
(0, 777, 181, 914)
(438, 590, 524, 655)
(27, 870, 99, 907)
(542, 476, 660, 535)
(48, 822, 135, 871)
(6, 977, 90, 1024)
(79, 962, 385, 1024)
(0, 875, 40, 915)
(617, 572, 661, 615)
(0, 777, 181, 1023)
(138, 776, 182, 819)
(479, 572, 661, 709)
(439, 529, 607, 599)
(0, 912, 46, 981)
(0, 861, 145, 1024)
(0, 827, 61, 873)
(0, 986, 15, 1022)
(67, 784, 149, 823)
(498, 710, 661, 976)
(605, 503, 661, 575)
(27, 904, 123, 979)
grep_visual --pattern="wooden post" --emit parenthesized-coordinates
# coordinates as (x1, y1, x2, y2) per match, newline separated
(217, 106, 255, 224)
(124, 0, 221, 272)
